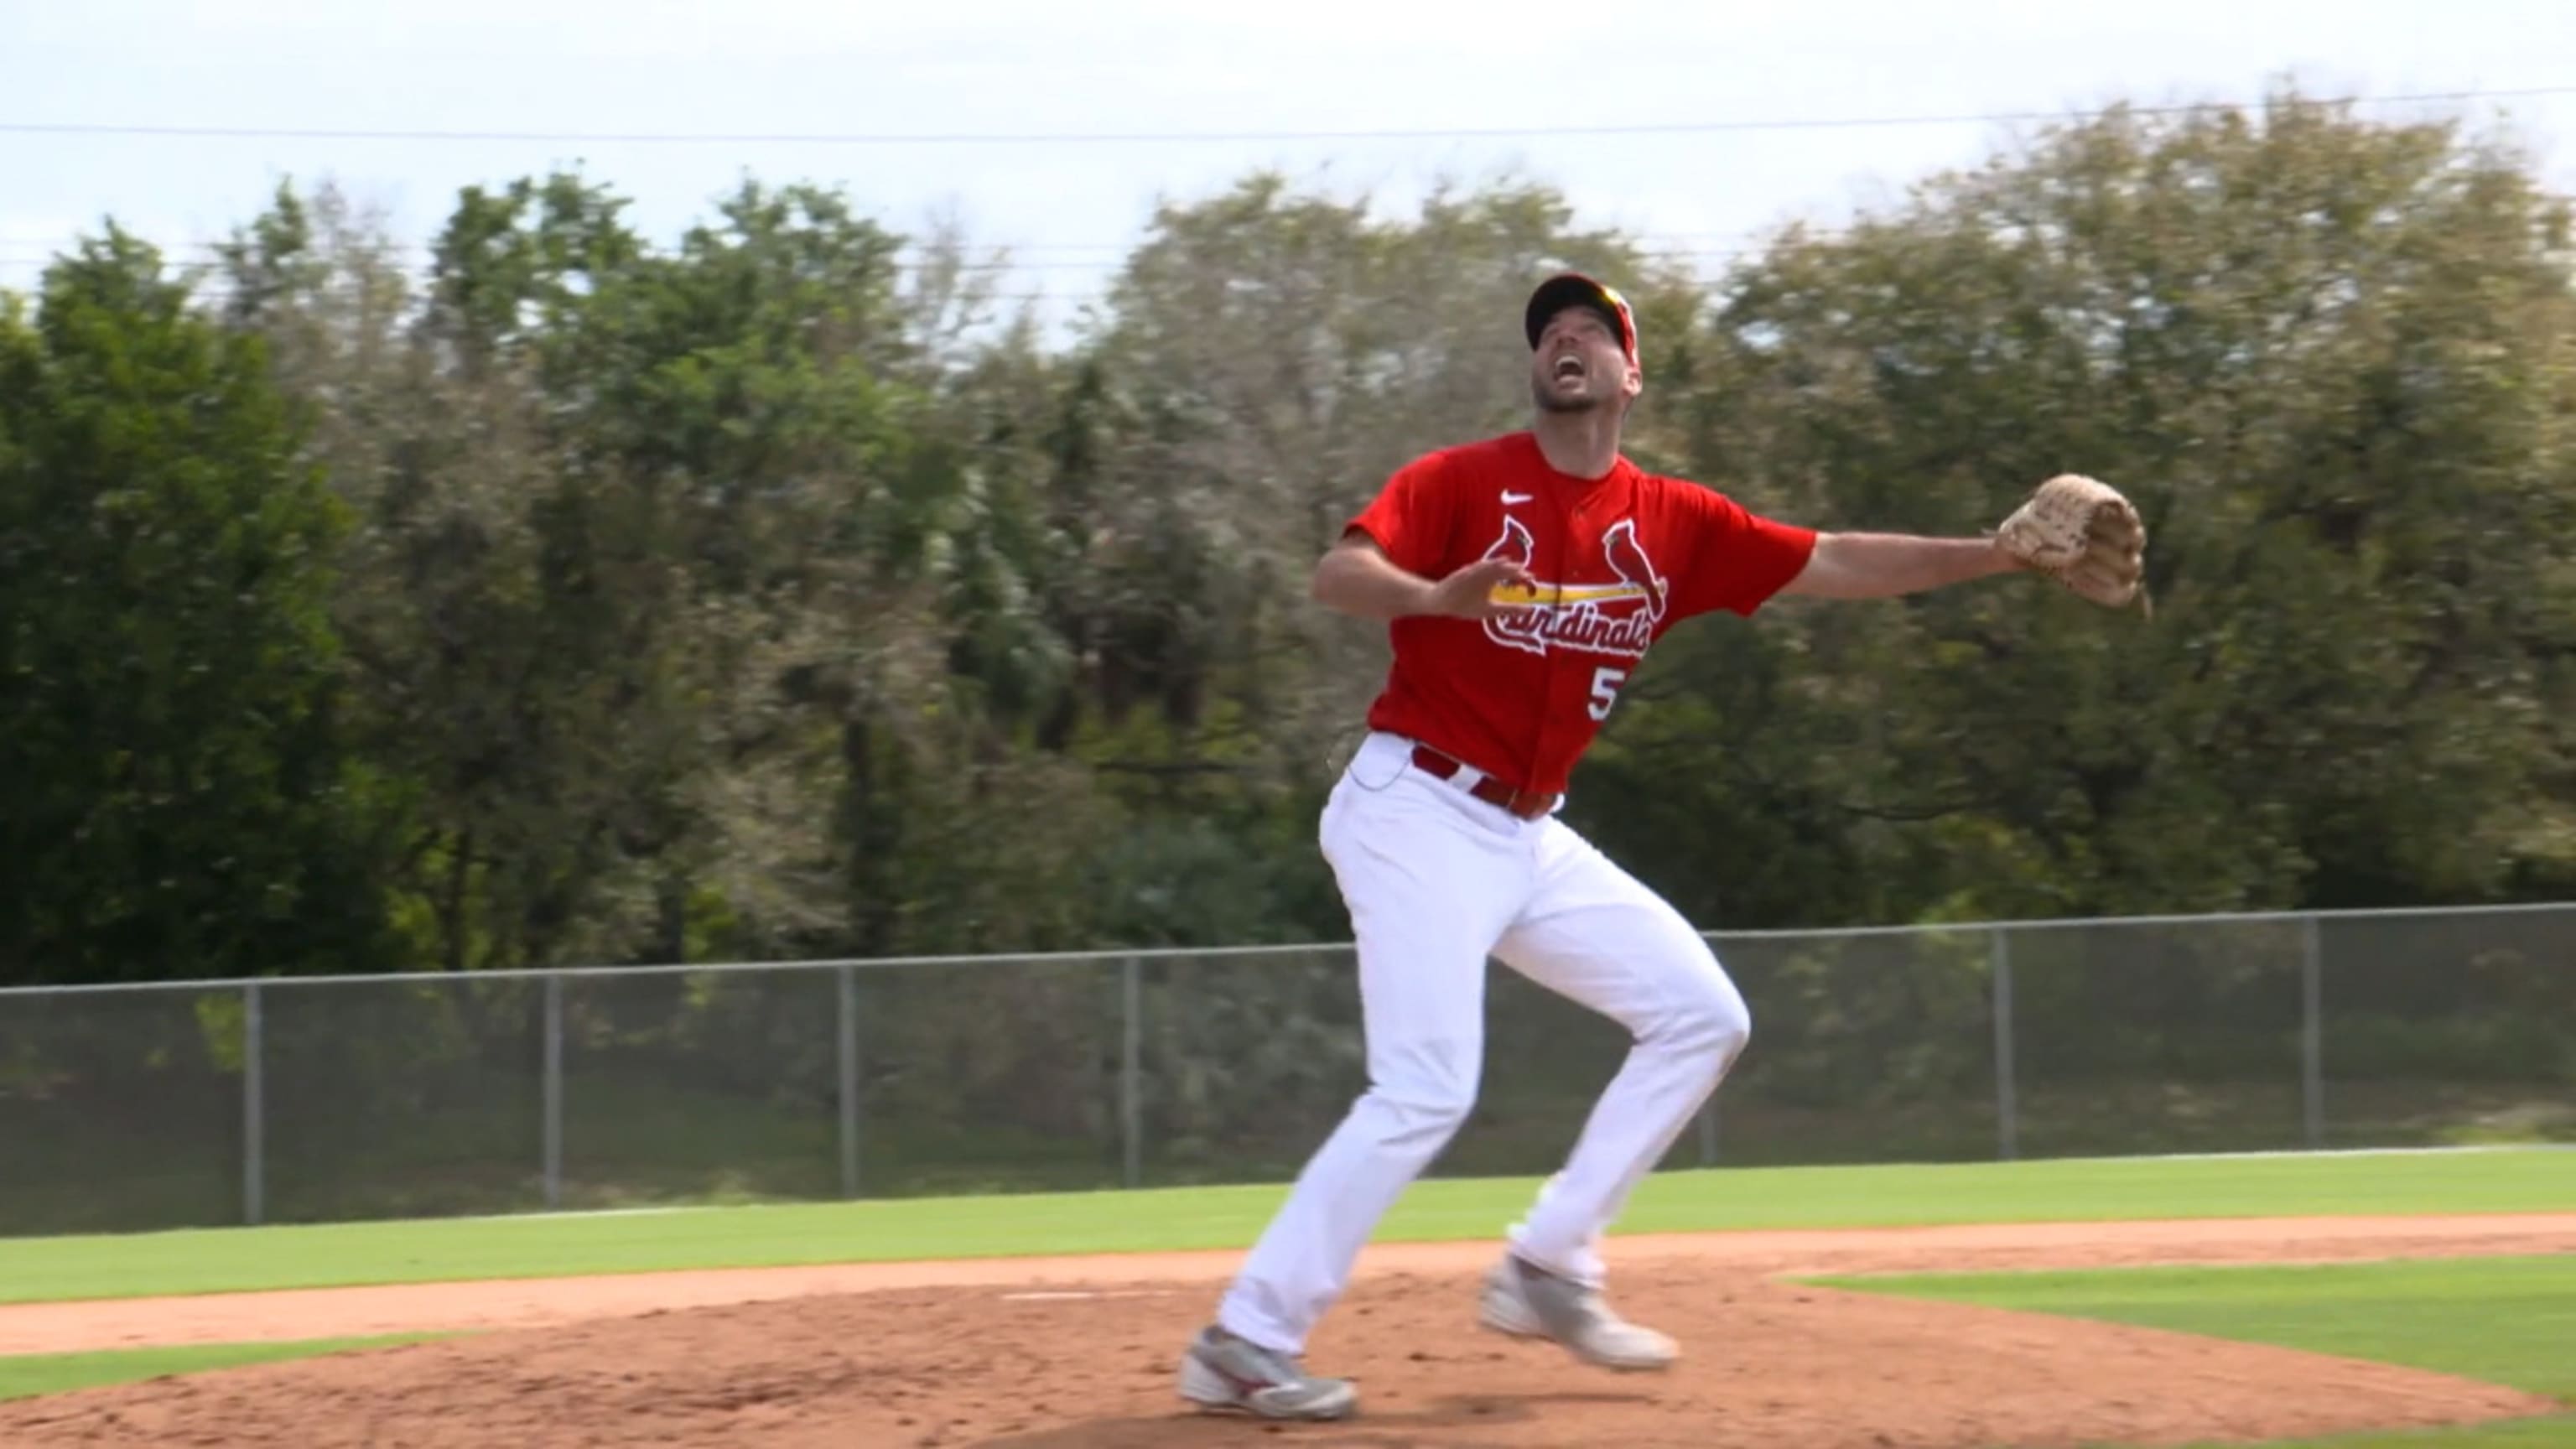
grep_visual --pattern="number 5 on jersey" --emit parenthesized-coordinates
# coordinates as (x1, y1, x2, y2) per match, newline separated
(1587, 666, 1629, 721)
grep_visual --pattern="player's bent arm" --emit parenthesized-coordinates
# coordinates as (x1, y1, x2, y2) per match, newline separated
(1311, 535, 1438, 619)
(1776, 531, 2025, 600)
(1310, 533, 1533, 621)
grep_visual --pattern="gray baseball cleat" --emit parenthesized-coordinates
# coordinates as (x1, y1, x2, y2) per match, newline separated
(1478, 1253, 1679, 1371)
(1177, 1324, 1359, 1420)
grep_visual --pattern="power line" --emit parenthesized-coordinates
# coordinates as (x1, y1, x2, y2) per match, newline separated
(3, 86, 2568, 148)
(0, 247, 1140, 275)
(0, 238, 1774, 267)
(0, 244, 1789, 288)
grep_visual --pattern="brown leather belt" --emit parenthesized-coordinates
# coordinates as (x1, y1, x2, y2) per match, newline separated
(1409, 745, 1559, 820)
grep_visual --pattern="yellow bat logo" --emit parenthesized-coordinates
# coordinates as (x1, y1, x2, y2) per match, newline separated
(1488, 580, 1653, 607)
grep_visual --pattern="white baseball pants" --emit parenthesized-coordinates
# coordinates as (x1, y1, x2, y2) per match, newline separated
(1216, 730, 1752, 1356)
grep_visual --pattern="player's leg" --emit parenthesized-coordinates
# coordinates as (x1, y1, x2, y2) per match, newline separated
(1183, 735, 1530, 1416)
(1477, 818, 1750, 1368)
(1213, 758, 1520, 1348)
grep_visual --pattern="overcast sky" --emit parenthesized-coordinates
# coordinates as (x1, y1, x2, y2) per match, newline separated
(5, 0, 2574, 331)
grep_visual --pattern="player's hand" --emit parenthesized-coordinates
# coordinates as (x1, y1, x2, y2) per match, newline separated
(1423, 557, 1538, 620)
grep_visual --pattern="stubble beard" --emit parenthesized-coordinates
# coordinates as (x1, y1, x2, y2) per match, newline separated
(1533, 375, 1604, 414)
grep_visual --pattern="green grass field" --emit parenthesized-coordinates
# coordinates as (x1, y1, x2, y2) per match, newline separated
(1820, 1255, 2576, 1402)
(0, 1335, 443, 1404)
(2198, 1429, 2576, 1449)
(3, 1147, 2569, 1306)
(1, 1147, 2569, 1446)
(1820, 1253, 2576, 1449)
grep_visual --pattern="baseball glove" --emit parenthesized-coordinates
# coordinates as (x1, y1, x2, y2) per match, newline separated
(1995, 473, 2150, 615)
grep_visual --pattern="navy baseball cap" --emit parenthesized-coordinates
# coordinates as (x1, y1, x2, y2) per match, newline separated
(1524, 272, 1638, 364)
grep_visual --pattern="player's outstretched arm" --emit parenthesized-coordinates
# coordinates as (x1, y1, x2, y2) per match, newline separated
(1311, 534, 1535, 621)
(1777, 474, 2148, 609)
(1777, 532, 2023, 600)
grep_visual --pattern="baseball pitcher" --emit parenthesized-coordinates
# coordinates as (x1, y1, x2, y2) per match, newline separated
(1177, 272, 2146, 1421)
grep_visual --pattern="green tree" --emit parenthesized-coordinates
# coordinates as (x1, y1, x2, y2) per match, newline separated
(1588, 86, 2576, 927)
(0, 231, 395, 985)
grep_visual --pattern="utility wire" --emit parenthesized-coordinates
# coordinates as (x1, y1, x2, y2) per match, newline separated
(0, 239, 1779, 269)
(3, 86, 2568, 148)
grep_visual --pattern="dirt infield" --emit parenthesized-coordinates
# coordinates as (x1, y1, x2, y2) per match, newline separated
(2, 1213, 2570, 1447)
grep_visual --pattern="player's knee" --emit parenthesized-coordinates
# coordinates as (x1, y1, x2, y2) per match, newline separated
(1660, 969, 1752, 1063)
(1363, 1052, 1479, 1147)
(1379, 1088, 1474, 1147)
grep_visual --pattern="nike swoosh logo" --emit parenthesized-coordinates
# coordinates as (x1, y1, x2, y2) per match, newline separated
(1501, 491, 1533, 504)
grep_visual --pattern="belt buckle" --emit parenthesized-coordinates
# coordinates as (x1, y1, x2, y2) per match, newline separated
(1473, 771, 1550, 818)
(1410, 742, 1553, 818)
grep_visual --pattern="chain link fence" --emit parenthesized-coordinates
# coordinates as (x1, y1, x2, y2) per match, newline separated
(3, 904, 2569, 1235)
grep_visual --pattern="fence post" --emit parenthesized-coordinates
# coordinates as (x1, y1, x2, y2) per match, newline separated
(1120, 956, 1143, 1190)
(242, 981, 265, 1227)
(1992, 927, 2018, 1161)
(542, 972, 564, 1210)
(2301, 914, 2324, 1150)
(839, 964, 862, 1198)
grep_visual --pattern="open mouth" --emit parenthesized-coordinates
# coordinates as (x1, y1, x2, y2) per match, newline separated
(1552, 356, 1586, 382)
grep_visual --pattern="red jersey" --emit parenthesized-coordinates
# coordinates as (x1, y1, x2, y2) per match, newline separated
(1343, 431, 1816, 798)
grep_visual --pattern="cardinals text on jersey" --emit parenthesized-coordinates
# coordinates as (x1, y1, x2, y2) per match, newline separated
(1478, 515, 1670, 660)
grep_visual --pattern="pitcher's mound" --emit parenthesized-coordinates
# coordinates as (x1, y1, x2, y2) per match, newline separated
(0, 1258, 2553, 1448)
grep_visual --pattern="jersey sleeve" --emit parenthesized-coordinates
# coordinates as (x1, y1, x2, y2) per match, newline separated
(1341, 450, 1456, 579)
(1669, 482, 1818, 618)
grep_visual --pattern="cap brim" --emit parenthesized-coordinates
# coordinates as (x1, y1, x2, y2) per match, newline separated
(1524, 273, 1635, 358)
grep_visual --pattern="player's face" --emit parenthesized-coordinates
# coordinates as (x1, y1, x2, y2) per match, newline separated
(1529, 305, 1639, 415)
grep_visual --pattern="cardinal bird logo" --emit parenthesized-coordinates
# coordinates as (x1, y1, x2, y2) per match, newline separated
(1481, 517, 1669, 659)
